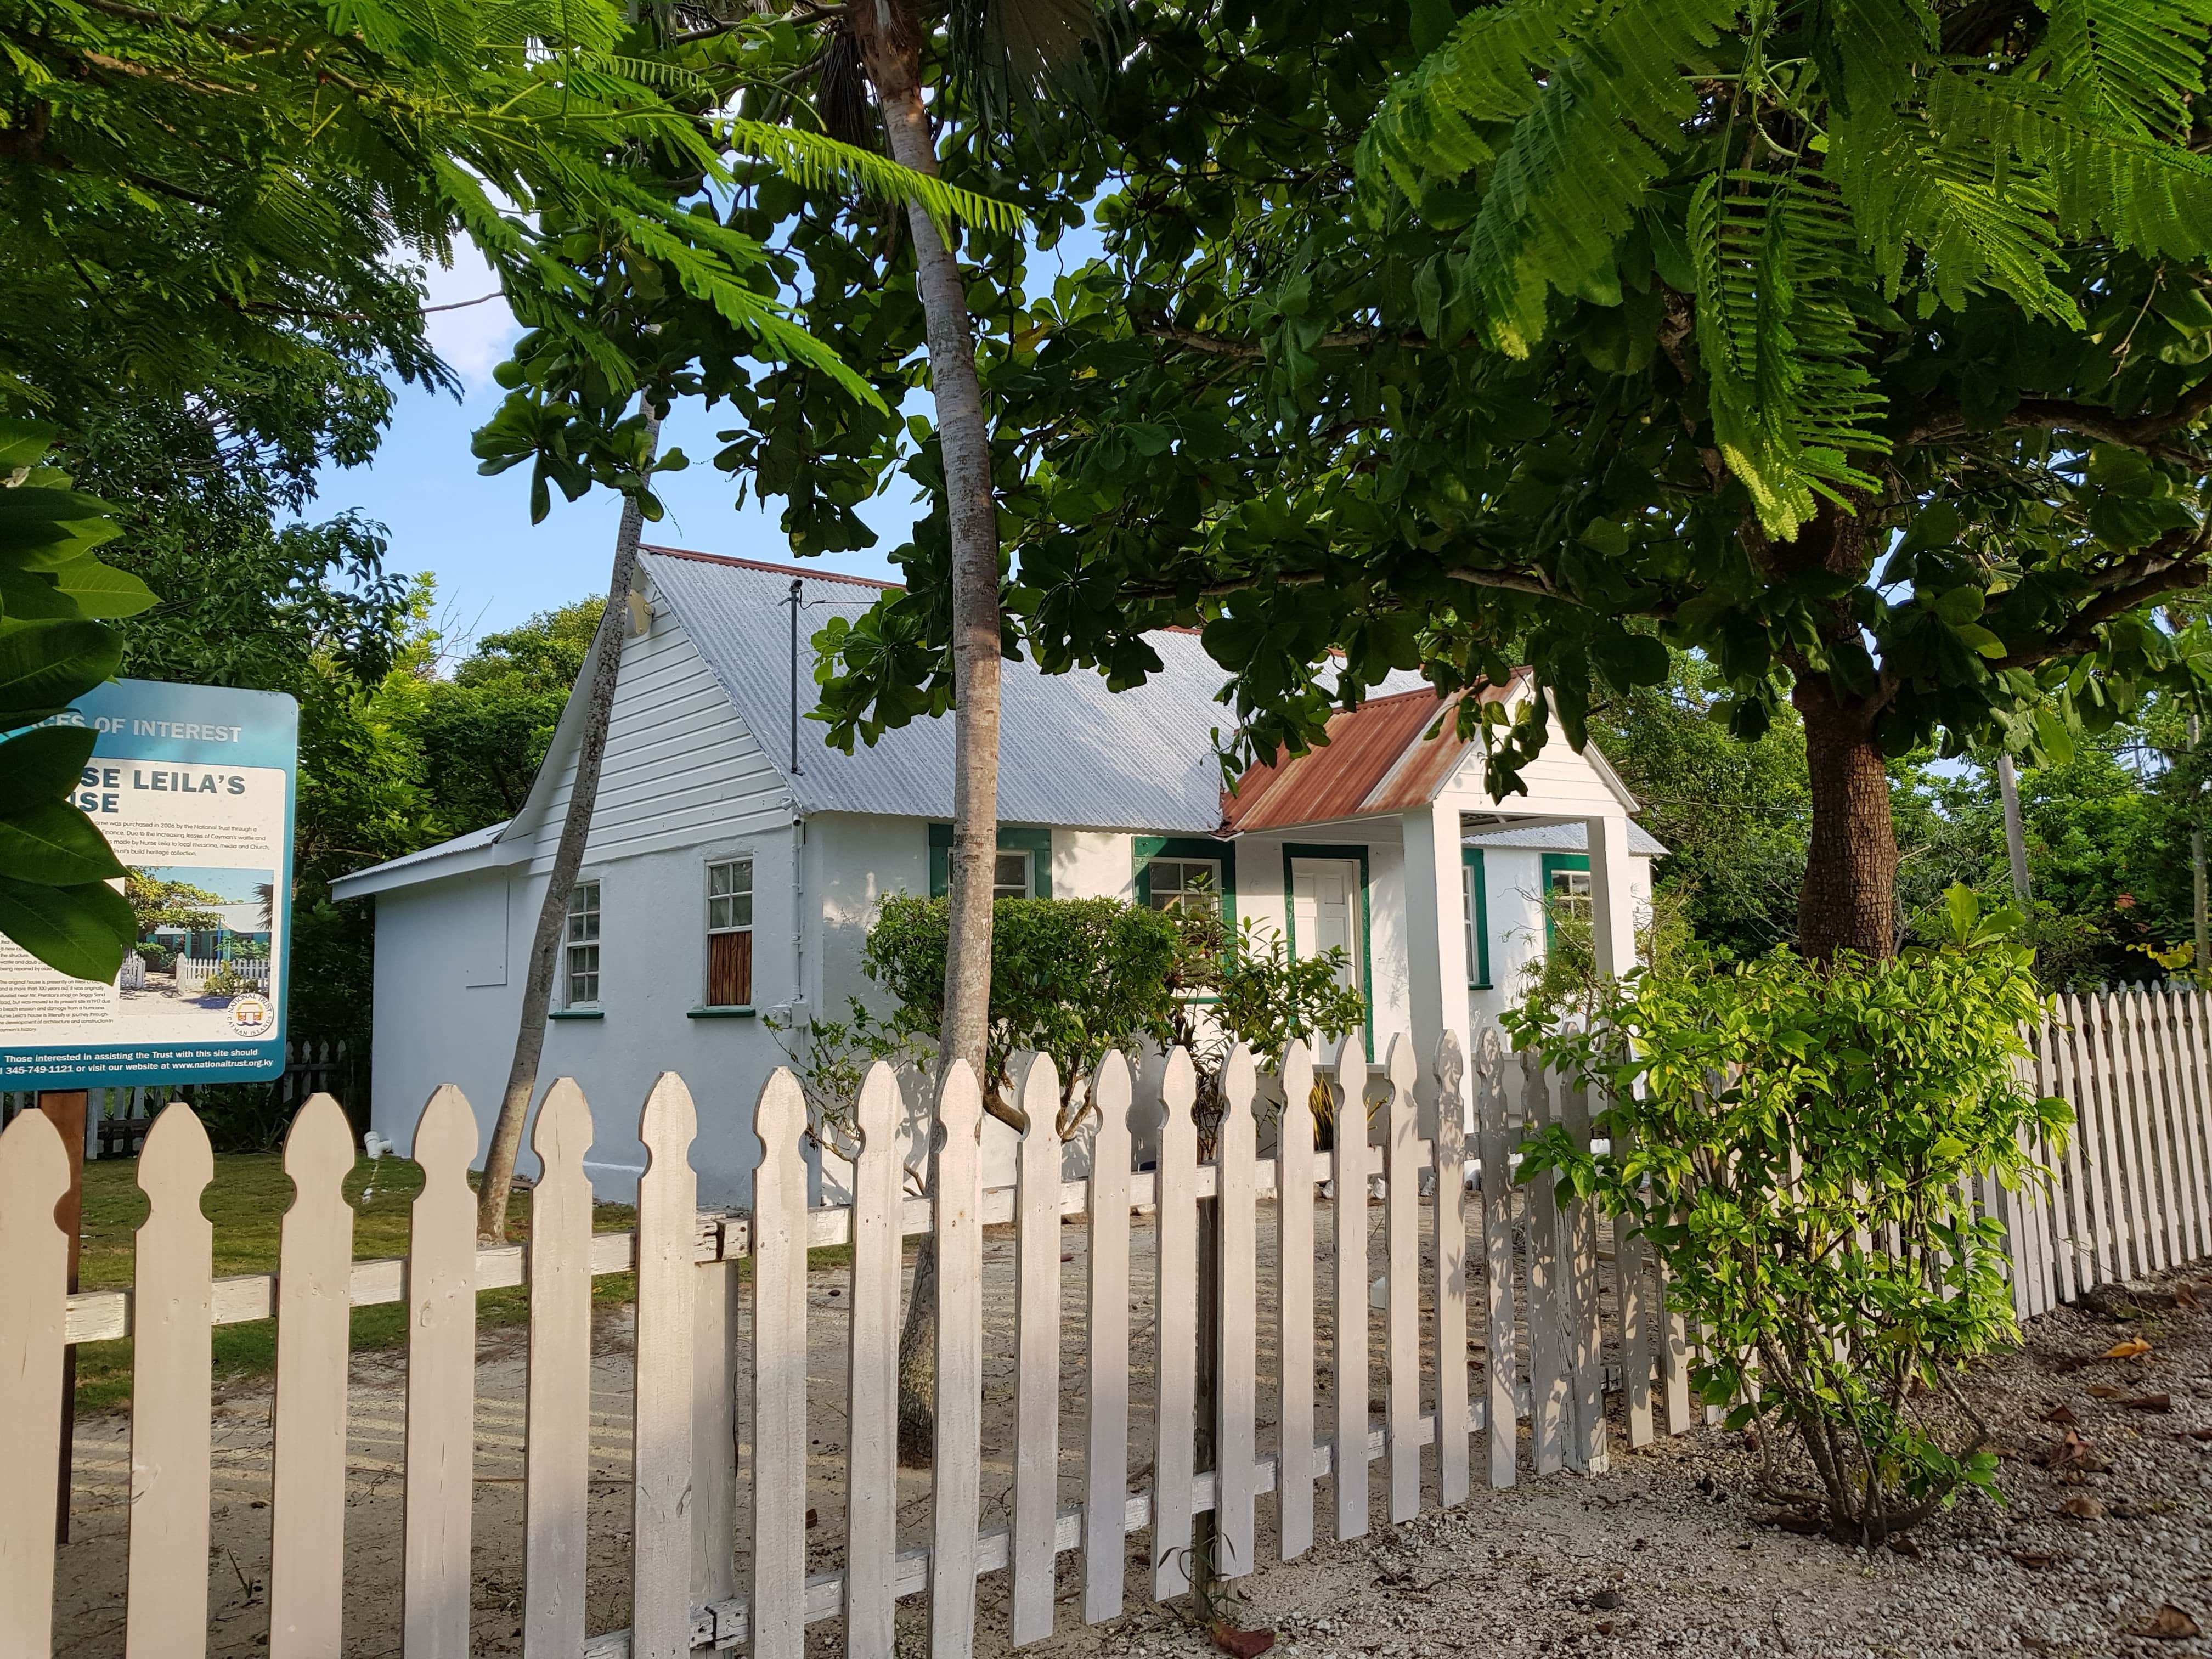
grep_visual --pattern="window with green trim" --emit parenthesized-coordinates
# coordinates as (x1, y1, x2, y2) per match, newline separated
(1462, 848, 1491, 988)
(1132, 836, 1237, 923)
(929, 824, 1054, 898)
(1540, 852, 1590, 945)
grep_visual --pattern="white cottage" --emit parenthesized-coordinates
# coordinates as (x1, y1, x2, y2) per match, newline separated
(332, 548, 1662, 1203)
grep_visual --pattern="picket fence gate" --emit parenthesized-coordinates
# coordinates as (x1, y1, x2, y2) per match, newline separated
(2000, 984, 2212, 1317)
(0, 1028, 1717, 1659)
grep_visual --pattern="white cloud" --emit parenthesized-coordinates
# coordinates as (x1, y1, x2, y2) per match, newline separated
(418, 240, 523, 392)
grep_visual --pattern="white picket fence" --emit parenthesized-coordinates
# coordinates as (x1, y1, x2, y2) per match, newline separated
(3, 992, 2206, 1659)
(174, 954, 272, 993)
(2001, 984, 2212, 1317)
(0, 1030, 1711, 1659)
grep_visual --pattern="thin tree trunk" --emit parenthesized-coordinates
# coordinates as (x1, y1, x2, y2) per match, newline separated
(1792, 674, 1898, 962)
(1997, 753, 2032, 907)
(851, 0, 1006, 1464)
(476, 408, 662, 1242)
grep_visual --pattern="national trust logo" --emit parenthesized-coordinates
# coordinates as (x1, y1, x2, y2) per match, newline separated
(227, 992, 276, 1039)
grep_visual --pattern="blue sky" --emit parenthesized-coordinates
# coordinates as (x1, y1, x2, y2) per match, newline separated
(307, 247, 918, 651)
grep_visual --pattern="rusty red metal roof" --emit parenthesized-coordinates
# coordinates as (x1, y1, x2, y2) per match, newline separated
(1220, 674, 1525, 833)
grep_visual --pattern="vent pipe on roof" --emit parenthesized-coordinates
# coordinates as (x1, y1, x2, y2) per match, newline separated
(787, 578, 804, 777)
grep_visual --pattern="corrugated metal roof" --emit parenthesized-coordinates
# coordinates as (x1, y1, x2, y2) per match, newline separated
(1220, 678, 1524, 832)
(642, 547, 1246, 833)
(330, 820, 506, 895)
(1463, 820, 1669, 856)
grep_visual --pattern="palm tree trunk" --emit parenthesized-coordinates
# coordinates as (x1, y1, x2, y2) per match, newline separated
(850, 0, 1005, 1462)
(476, 408, 662, 1241)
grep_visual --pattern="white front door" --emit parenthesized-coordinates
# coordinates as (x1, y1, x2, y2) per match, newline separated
(1290, 857, 1364, 997)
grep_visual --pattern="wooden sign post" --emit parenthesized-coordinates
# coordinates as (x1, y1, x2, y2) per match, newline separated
(37, 1090, 87, 1547)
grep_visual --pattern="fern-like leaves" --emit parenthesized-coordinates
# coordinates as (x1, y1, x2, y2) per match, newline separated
(1359, 0, 1743, 356)
(1689, 171, 1888, 538)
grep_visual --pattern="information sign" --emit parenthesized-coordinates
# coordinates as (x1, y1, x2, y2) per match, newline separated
(1, 679, 298, 1085)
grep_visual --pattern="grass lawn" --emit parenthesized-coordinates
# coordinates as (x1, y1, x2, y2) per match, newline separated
(72, 1152, 638, 1413)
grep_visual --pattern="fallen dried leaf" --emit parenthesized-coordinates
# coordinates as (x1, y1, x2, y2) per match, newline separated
(2012, 1551, 2056, 1570)
(2039, 1404, 2080, 1425)
(2061, 1495, 2108, 1519)
(2089, 1384, 2124, 1398)
(2106, 1337, 2154, 1359)
(2124, 1393, 2175, 1413)
(2177, 1284, 2199, 1307)
(1210, 1624, 1277, 1658)
(2132, 1605, 2203, 1640)
(2046, 1428, 2108, 1474)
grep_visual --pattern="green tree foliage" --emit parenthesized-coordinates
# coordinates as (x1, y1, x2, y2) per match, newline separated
(0, 0, 991, 448)
(123, 871, 224, 936)
(414, 599, 601, 833)
(863, 893, 1186, 1130)
(1200, 919, 1369, 1077)
(790, 0, 2212, 961)
(1514, 891, 2068, 1542)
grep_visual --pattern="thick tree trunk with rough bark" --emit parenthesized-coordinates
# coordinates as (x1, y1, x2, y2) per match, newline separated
(1792, 646, 1899, 963)
(1756, 496, 1903, 964)
(476, 410, 661, 1242)
(850, 0, 1006, 1465)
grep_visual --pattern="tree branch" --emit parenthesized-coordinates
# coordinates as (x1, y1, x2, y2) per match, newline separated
(1913, 380, 2212, 463)
(2006, 543, 2212, 668)
(1134, 316, 1398, 358)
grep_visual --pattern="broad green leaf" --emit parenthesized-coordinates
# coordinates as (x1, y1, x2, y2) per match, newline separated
(0, 617, 122, 725)
(0, 563, 74, 620)
(0, 724, 96, 801)
(0, 797, 127, 884)
(0, 419, 58, 472)
(2033, 705, 2075, 765)
(0, 873, 132, 981)
(44, 556, 155, 618)
(0, 488, 122, 565)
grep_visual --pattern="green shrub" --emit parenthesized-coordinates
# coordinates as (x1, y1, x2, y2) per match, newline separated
(201, 965, 254, 997)
(1512, 888, 2070, 1543)
(133, 941, 174, 973)
(863, 894, 1186, 1132)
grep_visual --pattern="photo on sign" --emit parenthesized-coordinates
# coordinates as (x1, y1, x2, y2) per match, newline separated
(118, 865, 278, 1037)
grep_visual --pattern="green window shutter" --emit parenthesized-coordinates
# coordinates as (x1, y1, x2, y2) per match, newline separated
(928, 823, 952, 899)
(1463, 847, 1491, 989)
(928, 824, 1054, 898)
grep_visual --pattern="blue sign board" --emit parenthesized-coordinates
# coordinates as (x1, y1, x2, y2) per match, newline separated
(0, 680, 298, 1086)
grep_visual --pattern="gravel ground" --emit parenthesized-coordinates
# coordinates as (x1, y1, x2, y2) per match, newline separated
(1075, 1261, 2212, 1659)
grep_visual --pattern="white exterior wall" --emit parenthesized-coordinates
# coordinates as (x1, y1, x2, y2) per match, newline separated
(366, 604, 801, 1207)
(360, 621, 1664, 1205)
(368, 867, 524, 1159)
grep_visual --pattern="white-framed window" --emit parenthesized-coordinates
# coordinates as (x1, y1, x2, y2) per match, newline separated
(1146, 857, 1222, 915)
(564, 881, 601, 1007)
(1550, 867, 1593, 918)
(706, 859, 753, 1006)
(992, 849, 1034, 900)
